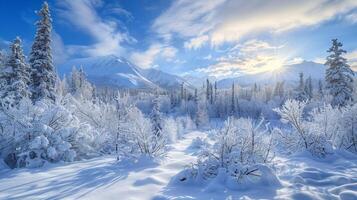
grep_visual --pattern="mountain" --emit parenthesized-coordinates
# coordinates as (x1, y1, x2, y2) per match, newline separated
(217, 61, 327, 88)
(139, 68, 193, 90)
(58, 55, 190, 90)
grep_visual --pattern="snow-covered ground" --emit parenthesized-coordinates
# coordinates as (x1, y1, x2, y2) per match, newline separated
(0, 131, 356, 200)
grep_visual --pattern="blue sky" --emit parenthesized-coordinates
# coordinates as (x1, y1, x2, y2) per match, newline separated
(1, 0, 357, 79)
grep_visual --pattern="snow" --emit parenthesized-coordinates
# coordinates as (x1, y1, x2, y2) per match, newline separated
(1, 131, 356, 200)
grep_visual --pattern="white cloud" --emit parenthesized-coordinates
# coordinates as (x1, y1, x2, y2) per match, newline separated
(346, 50, 357, 70)
(57, 0, 132, 57)
(203, 54, 212, 60)
(52, 30, 68, 65)
(194, 40, 299, 78)
(345, 12, 357, 23)
(153, 0, 357, 48)
(152, 0, 225, 40)
(184, 35, 209, 50)
(130, 44, 177, 68)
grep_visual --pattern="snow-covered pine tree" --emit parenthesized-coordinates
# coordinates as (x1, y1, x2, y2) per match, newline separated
(0, 50, 8, 99)
(29, 1, 57, 103)
(325, 39, 354, 107)
(304, 76, 313, 100)
(69, 66, 80, 95)
(295, 72, 308, 101)
(206, 79, 210, 102)
(230, 83, 235, 116)
(214, 81, 217, 102)
(1, 37, 31, 106)
(195, 96, 209, 127)
(0, 50, 6, 66)
(151, 92, 162, 136)
(318, 79, 324, 99)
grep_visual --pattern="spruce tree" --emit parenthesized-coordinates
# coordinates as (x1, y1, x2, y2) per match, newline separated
(325, 39, 354, 107)
(151, 92, 162, 136)
(318, 80, 324, 99)
(0, 50, 8, 96)
(29, 2, 57, 103)
(231, 83, 235, 116)
(2, 37, 30, 106)
(295, 72, 307, 101)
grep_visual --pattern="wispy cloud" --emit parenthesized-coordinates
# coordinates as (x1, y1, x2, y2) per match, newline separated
(193, 40, 297, 78)
(130, 43, 177, 69)
(184, 35, 209, 50)
(153, 0, 357, 48)
(56, 0, 133, 57)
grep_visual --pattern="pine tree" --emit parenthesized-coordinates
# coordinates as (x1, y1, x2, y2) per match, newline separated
(180, 82, 184, 100)
(209, 83, 213, 104)
(206, 79, 210, 102)
(304, 76, 313, 100)
(0, 51, 9, 98)
(29, 2, 57, 103)
(214, 81, 217, 102)
(0, 50, 5, 66)
(151, 92, 162, 136)
(69, 66, 80, 94)
(1, 37, 31, 106)
(325, 39, 354, 107)
(295, 72, 307, 101)
(318, 80, 324, 99)
(230, 83, 235, 116)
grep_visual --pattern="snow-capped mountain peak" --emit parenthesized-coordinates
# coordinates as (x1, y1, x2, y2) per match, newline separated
(59, 55, 189, 90)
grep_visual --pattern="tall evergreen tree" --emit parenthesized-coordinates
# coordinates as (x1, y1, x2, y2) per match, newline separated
(318, 80, 324, 99)
(0, 50, 5, 66)
(180, 82, 184, 100)
(29, 2, 57, 103)
(151, 92, 162, 136)
(325, 39, 354, 107)
(1, 37, 30, 106)
(230, 83, 235, 116)
(214, 81, 217, 102)
(0, 50, 8, 95)
(206, 79, 210, 102)
(295, 72, 308, 101)
(304, 76, 313, 100)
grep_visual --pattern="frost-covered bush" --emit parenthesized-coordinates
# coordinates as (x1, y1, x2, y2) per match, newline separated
(177, 115, 196, 133)
(274, 99, 332, 157)
(0, 99, 100, 168)
(274, 99, 357, 157)
(178, 117, 276, 186)
(118, 107, 168, 158)
(338, 104, 357, 153)
(162, 117, 179, 143)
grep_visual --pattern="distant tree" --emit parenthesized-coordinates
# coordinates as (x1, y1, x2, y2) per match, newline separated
(195, 96, 209, 127)
(231, 83, 235, 115)
(304, 76, 313, 100)
(325, 39, 354, 107)
(29, 2, 57, 103)
(151, 92, 162, 136)
(318, 79, 324, 99)
(210, 83, 213, 104)
(295, 72, 308, 101)
(214, 81, 217, 102)
(206, 79, 210, 102)
(180, 82, 184, 100)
